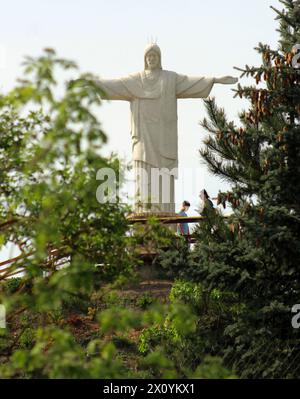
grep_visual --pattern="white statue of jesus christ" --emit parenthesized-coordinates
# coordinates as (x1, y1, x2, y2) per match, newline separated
(95, 43, 238, 213)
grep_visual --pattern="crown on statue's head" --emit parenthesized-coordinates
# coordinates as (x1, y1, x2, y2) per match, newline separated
(147, 35, 158, 44)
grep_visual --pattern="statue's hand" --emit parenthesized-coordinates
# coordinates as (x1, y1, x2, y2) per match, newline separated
(68, 78, 88, 89)
(215, 76, 238, 84)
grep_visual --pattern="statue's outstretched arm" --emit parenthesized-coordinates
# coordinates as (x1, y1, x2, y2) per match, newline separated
(213, 76, 238, 85)
(68, 77, 132, 101)
(176, 73, 238, 99)
(94, 78, 133, 101)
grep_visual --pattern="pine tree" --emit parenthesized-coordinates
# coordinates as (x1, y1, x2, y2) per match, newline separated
(181, 0, 300, 378)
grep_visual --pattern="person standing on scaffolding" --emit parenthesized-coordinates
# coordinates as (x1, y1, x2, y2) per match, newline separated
(199, 189, 214, 215)
(177, 200, 190, 236)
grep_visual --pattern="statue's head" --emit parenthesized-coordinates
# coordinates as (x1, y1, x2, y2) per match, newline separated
(144, 43, 162, 70)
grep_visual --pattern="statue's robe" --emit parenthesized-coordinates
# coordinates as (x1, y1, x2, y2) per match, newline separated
(96, 70, 214, 212)
(96, 70, 214, 170)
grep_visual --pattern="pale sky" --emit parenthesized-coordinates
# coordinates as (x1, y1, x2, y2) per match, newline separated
(0, 0, 282, 260)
